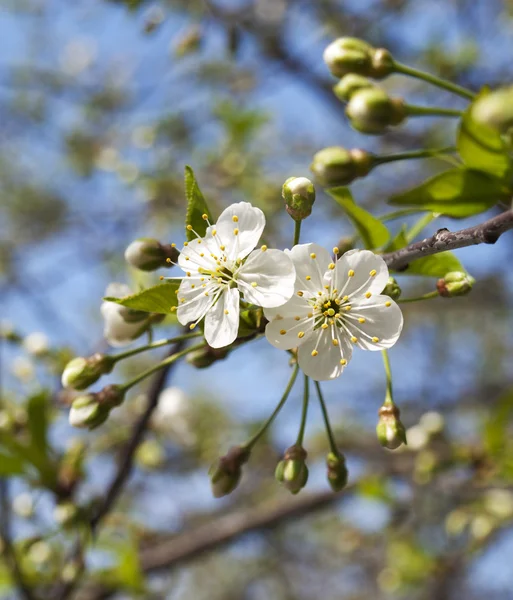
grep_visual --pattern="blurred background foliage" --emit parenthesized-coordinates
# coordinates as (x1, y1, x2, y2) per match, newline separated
(2, 0, 513, 598)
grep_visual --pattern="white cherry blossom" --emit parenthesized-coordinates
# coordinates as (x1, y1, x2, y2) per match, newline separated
(264, 243, 403, 381)
(170, 202, 296, 349)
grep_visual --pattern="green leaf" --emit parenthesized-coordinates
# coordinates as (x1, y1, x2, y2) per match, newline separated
(384, 226, 408, 252)
(104, 282, 180, 314)
(327, 187, 390, 249)
(389, 168, 509, 217)
(401, 251, 464, 278)
(0, 452, 26, 476)
(27, 391, 50, 454)
(457, 94, 512, 179)
(184, 166, 213, 241)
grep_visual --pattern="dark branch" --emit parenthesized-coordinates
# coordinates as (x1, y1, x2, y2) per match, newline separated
(382, 210, 513, 271)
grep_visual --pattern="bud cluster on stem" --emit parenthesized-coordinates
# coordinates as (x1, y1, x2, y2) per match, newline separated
(209, 445, 251, 498)
(275, 444, 309, 495)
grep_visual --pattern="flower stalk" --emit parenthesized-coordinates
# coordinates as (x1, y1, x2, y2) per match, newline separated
(392, 61, 475, 100)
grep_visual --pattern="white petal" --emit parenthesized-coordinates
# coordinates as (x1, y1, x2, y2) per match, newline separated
(102, 310, 147, 347)
(237, 248, 295, 308)
(263, 293, 311, 321)
(342, 295, 403, 351)
(214, 202, 265, 260)
(178, 237, 218, 274)
(298, 328, 352, 381)
(335, 250, 389, 299)
(265, 316, 315, 350)
(286, 243, 332, 294)
(105, 282, 132, 298)
(176, 277, 216, 325)
(204, 287, 240, 348)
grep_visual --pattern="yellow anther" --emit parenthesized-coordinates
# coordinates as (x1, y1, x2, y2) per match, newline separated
(307, 313, 313, 318)
(333, 247, 339, 255)
(220, 245, 225, 251)
(200, 277, 205, 281)
(344, 305, 351, 311)
(251, 282, 257, 287)
(385, 301, 391, 307)
(186, 271, 191, 276)
(212, 229, 217, 235)
(184, 241, 189, 246)
(358, 317, 366, 323)
(324, 285, 330, 290)
(310, 253, 316, 259)
(232, 215, 239, 222)
(185, 257, 190, 261)
(191, 285, 195, 289)
(217, 278, 223, 284)
(200, 253, 204, 257)
(329, 319, 334, 325)
(333, 289, 338, 294)
(233, 228, 239, 235)
(180, 298, 186, 303)
(297, 291, 304, 297)
(280, 329, 287, 335)
(318, 291, 323, 296)
(311, 350, 318, 357)
(328, 263, 335, 270)
(370, 269, 377, 277)
(205, 292, 209, 296)
(327, 308, 335, 316)
(189, 323, 196, 330)
(351, 336, 358, 343)
(224, 310, 229, 315)
(294, 316, 301, 321)
(321, 323, 328, 329)
(166, 258, 172, 264)
(343, 295, 349, 302)
(365, 292, 371, 299)
(202, 213, 208, 220)
(261, 245, 267, 251)
(298, 331, 305, 339)
(305, 275, 311, 281)
(323, 311, 329, 316)
(171, 243, 176, 247)
(186, 224, 193, 231)
(332, 339, 339, 346)
(216, 261, 221, 266)
(340, 358, 347, 366)
(372, 337, 380, 343)
(175, 289, 179, 295)
(348, 269, 355, 277)
(170, 306, 177, 312)
(159, 275, 164, 280)
(202, 284, 206, 288)
(324, 302, 329, 308)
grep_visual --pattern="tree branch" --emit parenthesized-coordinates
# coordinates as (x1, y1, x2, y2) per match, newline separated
(382, 209, 513, 271)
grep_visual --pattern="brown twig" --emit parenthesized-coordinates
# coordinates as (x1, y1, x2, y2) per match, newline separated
(382, 209, 513, 271)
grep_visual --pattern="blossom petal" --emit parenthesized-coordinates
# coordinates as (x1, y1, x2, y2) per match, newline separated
(215, 202, 265, 261)
(298, 328, 352, 381)
(101, 307, 148, 347)
(176, 277, 216, 325)
(178, 237, 218, 274)
(263, 294, 311, 322)
(237, 248, 296, 308)
(286, 243, 333, 294)
(204, 287, 240, 348)
(342, 295, 403, 351)
(334, 250, 389, 299)
(265, 315, 315, 350)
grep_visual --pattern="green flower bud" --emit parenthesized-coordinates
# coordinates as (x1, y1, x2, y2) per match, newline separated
(61, 354, 115, 391)
(436, 271, 475, 298)
(346, 88, 406, 135)
(471, 87, 513, 134)
(333, 74, 377, 102)
(310, 147, 373, 187)
(209, 446, 250, 498)
(376, 402, 407, 450)
(68, 395, 110, 430)
(382, 277, 402, 301)
(96, 384, 126, 408)
(275, 445, 308, 495)
(282, 177, 316, 221)
(124, 238, 179, 271)
(186, 345, 230, 369)
(323, 38, 394, 80)
(326, 451, 348, 492)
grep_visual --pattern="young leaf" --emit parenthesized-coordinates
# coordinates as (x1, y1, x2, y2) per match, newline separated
(457, 96, 512, 180)
(384, 226, 408, 252)
(327, 187, 390, 249)
(104, 282, 180, 314)
(184, 166, 213, 241)
(27, 391, 50, 454)
(389, 168, 508, 217)
(400, 251, 465, 277)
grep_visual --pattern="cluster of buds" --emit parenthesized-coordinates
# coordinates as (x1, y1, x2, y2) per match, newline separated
(124, 238, 179, 272)
(208, 445, 251, 497)
(326, 451, 348, 492)
(282, 177, 316, 221)
(323, 38, 395, 80)
(61, 353, 115, 391)
(376, 401, 407, 450)
(310, 147, 373, 187)
(345, 87, 406, 135)
(383, 277, 402, 301)
(69, 384, 125, 430)
(437, 271, 475, 298)
(275, 445, 309, 494)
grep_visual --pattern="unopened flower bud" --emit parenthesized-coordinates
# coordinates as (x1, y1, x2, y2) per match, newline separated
(323, 38, 394, 80)
(377, 402, 407, 450)
(333, 74, 377, 102)
(69, 395, 109, 430)
(124, 238, 179, 271)
(472, 86, 513, 134)
(209, 446, 250, 498)
(436, 271, 475, 298)
(282, 177, 316, 221)
(275, 445, 308, 494)
(310, 147, 373, 187)
(382, 277, 401, 301)
(61, 354, 115, 391)
(186, 345, 230, 368)
(96, 384, 126, 408)
(326, 451, 348, 492)
(346, 88, 406, 135)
